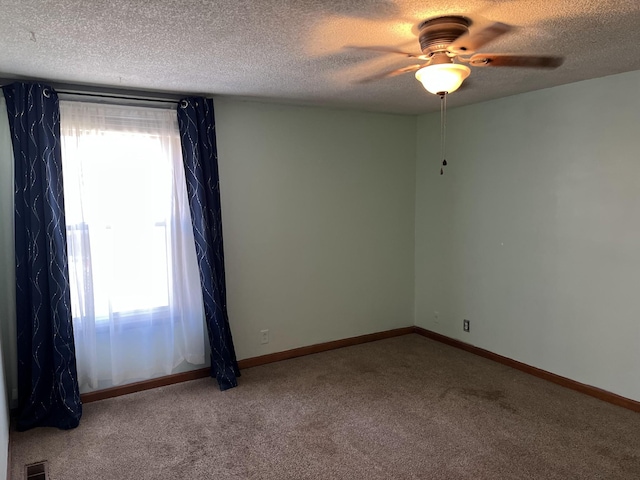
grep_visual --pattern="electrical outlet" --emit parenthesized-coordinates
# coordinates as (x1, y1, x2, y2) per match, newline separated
(463, 319, 470, 332)
(260, 329, 269, 344)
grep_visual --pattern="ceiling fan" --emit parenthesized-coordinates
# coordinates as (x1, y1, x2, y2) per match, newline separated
(356, 15, 564, 95)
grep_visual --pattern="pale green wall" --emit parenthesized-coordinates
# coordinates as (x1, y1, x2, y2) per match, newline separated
(0, 97, 14, 480)
(214, 99, 417, 360)
(0, 334, 8, 480)
(415, 70, 640, 402)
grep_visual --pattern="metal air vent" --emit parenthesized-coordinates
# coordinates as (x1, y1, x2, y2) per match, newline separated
(25, 460, 49, 480)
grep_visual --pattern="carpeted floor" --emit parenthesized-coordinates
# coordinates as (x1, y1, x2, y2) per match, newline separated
(10, 334, 640, 479)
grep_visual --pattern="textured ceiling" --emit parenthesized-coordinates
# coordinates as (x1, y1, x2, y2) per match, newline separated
(1, 0, 639, 114)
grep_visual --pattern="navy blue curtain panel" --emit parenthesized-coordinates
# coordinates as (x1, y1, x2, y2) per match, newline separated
(177, 97, 240, 391)
(3, 83, 82, 430)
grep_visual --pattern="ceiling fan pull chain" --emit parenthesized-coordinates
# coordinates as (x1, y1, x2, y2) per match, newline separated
(443, 92, 448, 168)
(440, 92, 447, 175)
(439, 93, 442, 161)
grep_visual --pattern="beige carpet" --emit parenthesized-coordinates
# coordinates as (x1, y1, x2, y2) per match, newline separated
(10, 334, 640, 479)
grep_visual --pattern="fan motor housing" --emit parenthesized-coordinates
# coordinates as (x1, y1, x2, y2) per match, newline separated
(418, 16, 471, 54)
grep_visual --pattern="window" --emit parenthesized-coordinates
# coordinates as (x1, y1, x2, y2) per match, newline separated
(60, 101, 206, 391)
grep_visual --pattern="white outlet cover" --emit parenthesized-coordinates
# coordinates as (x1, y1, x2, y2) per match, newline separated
(260, 329, 269, 344)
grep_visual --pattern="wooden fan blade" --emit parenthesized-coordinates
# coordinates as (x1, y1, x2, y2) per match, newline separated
(345, 45, 428, 60)
(448, 22, 512, 53)
(469, 54, 564, 68)
(356, 64, 424, 84)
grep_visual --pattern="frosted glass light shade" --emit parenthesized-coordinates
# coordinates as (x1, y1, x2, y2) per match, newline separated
(415, 63, 471, 94)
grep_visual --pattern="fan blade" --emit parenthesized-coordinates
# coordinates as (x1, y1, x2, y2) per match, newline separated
(356, 64, 424, 84)
(469, 54, 564, 68)
(448, 22, 512, 53)
(345, 45, 428, 60)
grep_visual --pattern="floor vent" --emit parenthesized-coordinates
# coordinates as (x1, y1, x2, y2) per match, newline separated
(25, 461, 49, 480)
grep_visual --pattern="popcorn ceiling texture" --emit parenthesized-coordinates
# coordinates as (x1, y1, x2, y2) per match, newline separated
(0, 0, 639, 113)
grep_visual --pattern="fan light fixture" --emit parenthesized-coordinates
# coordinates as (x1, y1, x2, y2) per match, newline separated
(415, 63, 471, 95)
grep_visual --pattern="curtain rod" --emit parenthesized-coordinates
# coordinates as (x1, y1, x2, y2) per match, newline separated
(0, 78, 206, 105)
(56, 90, 178, 104)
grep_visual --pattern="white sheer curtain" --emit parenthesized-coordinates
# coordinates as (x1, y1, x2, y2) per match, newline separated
(60, 101, 205, 392)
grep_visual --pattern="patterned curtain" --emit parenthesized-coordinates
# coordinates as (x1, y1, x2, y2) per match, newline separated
(177, 97, 239, 391)
(3, 83, 82, 430)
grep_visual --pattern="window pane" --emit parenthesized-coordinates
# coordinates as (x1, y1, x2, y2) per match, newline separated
(65, 131, 172, 318)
